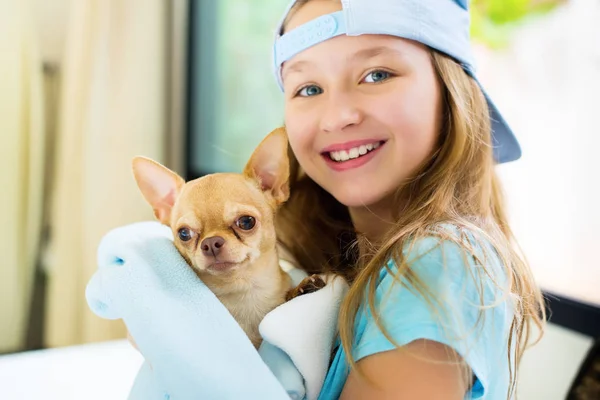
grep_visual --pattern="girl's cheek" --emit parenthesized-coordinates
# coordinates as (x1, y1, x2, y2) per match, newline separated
(287, 127, 307, 154)
(286, 113, 312, 142)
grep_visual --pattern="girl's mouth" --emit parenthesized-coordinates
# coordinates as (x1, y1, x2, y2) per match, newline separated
(325, 140, 385, 163)
(321, 140, 387, 172)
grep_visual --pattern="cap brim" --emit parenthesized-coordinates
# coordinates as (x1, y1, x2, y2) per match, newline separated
(475, 79, 522, 164)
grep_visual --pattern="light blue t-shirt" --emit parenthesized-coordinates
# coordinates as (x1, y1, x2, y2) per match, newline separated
(318, 229, 514, 400)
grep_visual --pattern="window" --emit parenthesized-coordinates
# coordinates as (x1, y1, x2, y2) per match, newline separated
(188, 0, 289, 175)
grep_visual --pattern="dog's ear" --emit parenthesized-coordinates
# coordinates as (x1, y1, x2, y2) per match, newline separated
(243, 127, 290, 205)
(132, 157, 185, 224)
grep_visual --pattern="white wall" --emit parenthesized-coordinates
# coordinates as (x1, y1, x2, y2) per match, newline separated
(474, 0, 600, 306)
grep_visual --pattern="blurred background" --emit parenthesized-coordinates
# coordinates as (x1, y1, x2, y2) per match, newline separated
(0, 0, 599, 398)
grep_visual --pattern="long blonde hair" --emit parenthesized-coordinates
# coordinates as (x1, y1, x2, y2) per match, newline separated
(276, 3, 546, 398)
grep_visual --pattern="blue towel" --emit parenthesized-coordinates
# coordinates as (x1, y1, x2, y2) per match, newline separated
(85, 221, 348, 400)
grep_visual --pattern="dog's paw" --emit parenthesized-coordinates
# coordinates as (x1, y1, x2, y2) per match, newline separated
(285, 274, 327, 301)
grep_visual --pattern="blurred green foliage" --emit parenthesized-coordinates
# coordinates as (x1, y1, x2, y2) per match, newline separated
(471, 0, 565, 48)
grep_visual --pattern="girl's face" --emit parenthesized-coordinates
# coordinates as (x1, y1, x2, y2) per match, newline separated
(282, 0, 443, 211)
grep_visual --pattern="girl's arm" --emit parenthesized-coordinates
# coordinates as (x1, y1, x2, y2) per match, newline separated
(335, 229, 513, 400)
(340, 339, 471, 399)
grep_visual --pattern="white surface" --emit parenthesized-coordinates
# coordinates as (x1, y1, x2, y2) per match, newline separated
(0, 339, 143, 400)
(0, 323, 593, 399)
(517, 323, 594, 399)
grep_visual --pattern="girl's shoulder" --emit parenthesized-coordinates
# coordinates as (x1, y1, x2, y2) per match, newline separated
(402, 221, 502, 265)
(405, 222, 498, 257)
(380, 222, 508, 293)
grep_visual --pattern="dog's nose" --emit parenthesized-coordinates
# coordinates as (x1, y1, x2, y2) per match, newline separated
(201, 236, 225, 256)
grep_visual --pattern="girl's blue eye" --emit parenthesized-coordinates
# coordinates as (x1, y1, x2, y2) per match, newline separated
(364, 70, 392, 83)
(297, 85, 323, 97)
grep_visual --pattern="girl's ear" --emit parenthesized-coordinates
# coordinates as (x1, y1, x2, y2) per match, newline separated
(243, 127, 290, 205)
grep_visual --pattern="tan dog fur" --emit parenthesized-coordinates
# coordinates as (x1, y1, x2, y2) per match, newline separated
(131, 128, 295, 348)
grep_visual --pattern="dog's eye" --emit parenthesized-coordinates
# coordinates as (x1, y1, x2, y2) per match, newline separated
(235, 216, 256, 231)
(178, 227, 193, 242)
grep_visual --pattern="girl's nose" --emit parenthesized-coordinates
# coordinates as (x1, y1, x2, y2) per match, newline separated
(319, 92, 364, 133)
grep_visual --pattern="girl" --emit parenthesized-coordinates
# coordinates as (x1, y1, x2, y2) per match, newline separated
(272, 0, 546, 399)
(114, 0, 546, 398)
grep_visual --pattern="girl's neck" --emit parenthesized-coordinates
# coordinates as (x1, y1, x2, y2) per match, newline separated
(348, 196, 397, 246)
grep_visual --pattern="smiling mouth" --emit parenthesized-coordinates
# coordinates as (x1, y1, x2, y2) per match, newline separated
(324, 141, 386, 162)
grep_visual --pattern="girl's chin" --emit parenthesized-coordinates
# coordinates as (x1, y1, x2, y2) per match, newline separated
(328, 186, 391, 210)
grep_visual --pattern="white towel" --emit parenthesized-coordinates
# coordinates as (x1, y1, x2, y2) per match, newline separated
(86, 221, 349, 399)
(259, 272, 349, 400)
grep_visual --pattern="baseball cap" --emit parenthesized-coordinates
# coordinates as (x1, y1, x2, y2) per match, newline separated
(272, 0, 522, 163)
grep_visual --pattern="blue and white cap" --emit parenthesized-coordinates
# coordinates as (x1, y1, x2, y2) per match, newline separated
(272, 0, 522, 163)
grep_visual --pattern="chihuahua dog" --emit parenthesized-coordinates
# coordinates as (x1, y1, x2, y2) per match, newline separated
(132, 128, 324, 348)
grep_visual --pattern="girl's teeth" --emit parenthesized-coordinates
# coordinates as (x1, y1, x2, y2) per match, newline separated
(328, 142, 382, 162)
